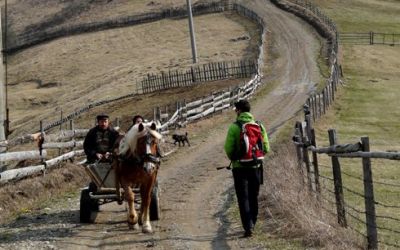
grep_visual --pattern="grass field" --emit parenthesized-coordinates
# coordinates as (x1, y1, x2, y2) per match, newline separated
(314, 0, 400, 32)
(311, 0, 400, 248)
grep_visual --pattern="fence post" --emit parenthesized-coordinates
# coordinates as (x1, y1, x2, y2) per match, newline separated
(182, 99, 187, 126)
(328, 129, 347, 227)
(40, 120, 45, 164)
(155, 107, 161, 122)
(311, 129, 320, 195)
(305, 113, 312, 140)
(6, 108, 9, 138)
(361, 136, 378, 250)
(303, 114, 313, 191)
(70, 119, 75, 162)
(370, 31, 374, 45)
(312, 96, 317, 122)
(322, 89, 326, 114)
(294, 122, 304, 185)
(191, 66, 196, 83)
(60, 109, 63, 131)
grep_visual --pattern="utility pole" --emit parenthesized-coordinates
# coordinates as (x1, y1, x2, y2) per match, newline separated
(0, 0, 7, 174)
(0, 1, 7, 144)
(186, 0, 198, 63)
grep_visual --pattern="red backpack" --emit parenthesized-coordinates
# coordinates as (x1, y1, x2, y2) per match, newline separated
(236, 121, 265, 166)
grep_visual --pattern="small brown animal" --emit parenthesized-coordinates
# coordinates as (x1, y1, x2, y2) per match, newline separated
(172, 132, 190, 147)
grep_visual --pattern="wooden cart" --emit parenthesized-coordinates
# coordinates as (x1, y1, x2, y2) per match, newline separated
(80, 161, 160, 223)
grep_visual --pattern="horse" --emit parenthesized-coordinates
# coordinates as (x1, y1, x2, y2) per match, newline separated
(113, 121, 162, 233)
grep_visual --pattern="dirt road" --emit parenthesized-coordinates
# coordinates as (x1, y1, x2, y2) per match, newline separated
(0, 1, 322, 249)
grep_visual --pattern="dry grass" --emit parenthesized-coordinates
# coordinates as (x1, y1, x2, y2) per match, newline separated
(3, 0, 215, 37)
(0, 163, 90, 224)
(7, 11, 260, 137)
(260, 142, 363, 249)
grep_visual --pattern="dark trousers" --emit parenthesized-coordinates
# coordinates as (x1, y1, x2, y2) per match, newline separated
(232, 167, 261, 232)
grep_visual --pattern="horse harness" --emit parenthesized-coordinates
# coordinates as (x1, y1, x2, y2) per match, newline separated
(118, 132, 161, 173)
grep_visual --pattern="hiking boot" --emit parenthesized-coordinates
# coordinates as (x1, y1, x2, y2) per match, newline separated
(244, 229, 253, 238)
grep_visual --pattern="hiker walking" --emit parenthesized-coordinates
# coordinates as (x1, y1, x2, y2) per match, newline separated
(224, 99, 270, 237)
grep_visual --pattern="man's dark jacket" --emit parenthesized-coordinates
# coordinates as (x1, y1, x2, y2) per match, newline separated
(83, 126, 119, 163)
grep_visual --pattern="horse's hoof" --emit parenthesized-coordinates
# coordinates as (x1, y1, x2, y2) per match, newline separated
(117, 199, 123, 205)
(128, 222, 139, 230)
(142, 225, 153, 234)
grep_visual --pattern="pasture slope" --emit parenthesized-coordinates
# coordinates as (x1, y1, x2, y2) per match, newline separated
(0, 1, 326, 250)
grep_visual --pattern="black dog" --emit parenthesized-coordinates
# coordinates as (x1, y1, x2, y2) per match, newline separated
(172, 132, 190, 147)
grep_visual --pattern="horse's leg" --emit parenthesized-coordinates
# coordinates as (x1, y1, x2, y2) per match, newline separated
(113, 161, 123, 205)
(124, 185, 138, 229)
(140, 176, 156, 233)
(115, 175, 123, 205)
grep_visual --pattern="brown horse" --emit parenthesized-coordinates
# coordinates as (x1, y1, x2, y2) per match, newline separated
(113, 122, 162, 233)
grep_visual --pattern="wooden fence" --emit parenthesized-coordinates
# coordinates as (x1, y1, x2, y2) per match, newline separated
(4, 1, 228, 54)
(0, 73, 263, 184)
(154, 74, 262, 129)
(293, 112, 400, 249)
(272, 0, 342, 124)
(0, 126, 88, 185)
(138, 60, 257, 94)
(2, 1, 264, 138)
(340, 32, 400, 46)
(272, 0, 399, 249)
(151, 2, 266, 128)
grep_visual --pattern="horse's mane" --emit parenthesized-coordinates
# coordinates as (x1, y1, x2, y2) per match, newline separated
(119, 122, 162, 156)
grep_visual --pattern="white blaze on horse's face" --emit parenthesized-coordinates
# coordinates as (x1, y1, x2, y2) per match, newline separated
(138, 122, 162, 174)
(144, 134, 153, 174)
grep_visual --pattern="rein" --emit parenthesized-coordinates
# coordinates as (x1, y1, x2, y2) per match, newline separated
(129, 153, 160, 166)
(128, 132, 161, 173)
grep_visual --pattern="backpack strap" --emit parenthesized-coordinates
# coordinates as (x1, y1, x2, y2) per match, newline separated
(234, 121, 242, 128)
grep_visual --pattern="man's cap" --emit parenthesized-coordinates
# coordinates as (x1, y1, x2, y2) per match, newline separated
(96, 114, 109, 120)
(234, 99, 251, 112)
(132, 115, 144, 123)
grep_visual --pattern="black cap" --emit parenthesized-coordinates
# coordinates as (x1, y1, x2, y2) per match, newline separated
(234, 99, 251, 112)
(96, 114, 109, 120)
(132, 115, 144, 123)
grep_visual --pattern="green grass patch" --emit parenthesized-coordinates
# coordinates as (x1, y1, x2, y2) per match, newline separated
(313, 0, 400, 32)
(308, 0, 400, 247)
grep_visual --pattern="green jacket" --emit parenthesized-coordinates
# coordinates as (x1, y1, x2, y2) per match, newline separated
(224, 112, 270, 169)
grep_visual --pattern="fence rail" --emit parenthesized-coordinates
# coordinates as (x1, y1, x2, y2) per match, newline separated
(0, 75, 263, 185)
(276, 0, 397, 249)
(0, 2, 266, 184)
(4, 1, 228, 54)
(340, 32, 400, 46)
(3, 1, 265, 140)
(293, 111, 400, 249)
(154, 74, 262, 128)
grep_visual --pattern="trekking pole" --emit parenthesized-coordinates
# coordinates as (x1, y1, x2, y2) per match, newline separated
(216, 162, 232, 170)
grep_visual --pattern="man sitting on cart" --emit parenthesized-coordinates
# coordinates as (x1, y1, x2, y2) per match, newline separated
(83, 114, 120, 164)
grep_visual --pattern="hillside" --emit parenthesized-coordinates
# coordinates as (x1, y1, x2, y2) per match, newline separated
(6, 2, 260, 136)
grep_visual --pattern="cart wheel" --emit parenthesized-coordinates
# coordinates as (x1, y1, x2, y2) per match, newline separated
(80, 189, 98, 223)
(88, 182, 97, 192)
(88, 182, 99, 211)
(150, 181, 160, 221)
